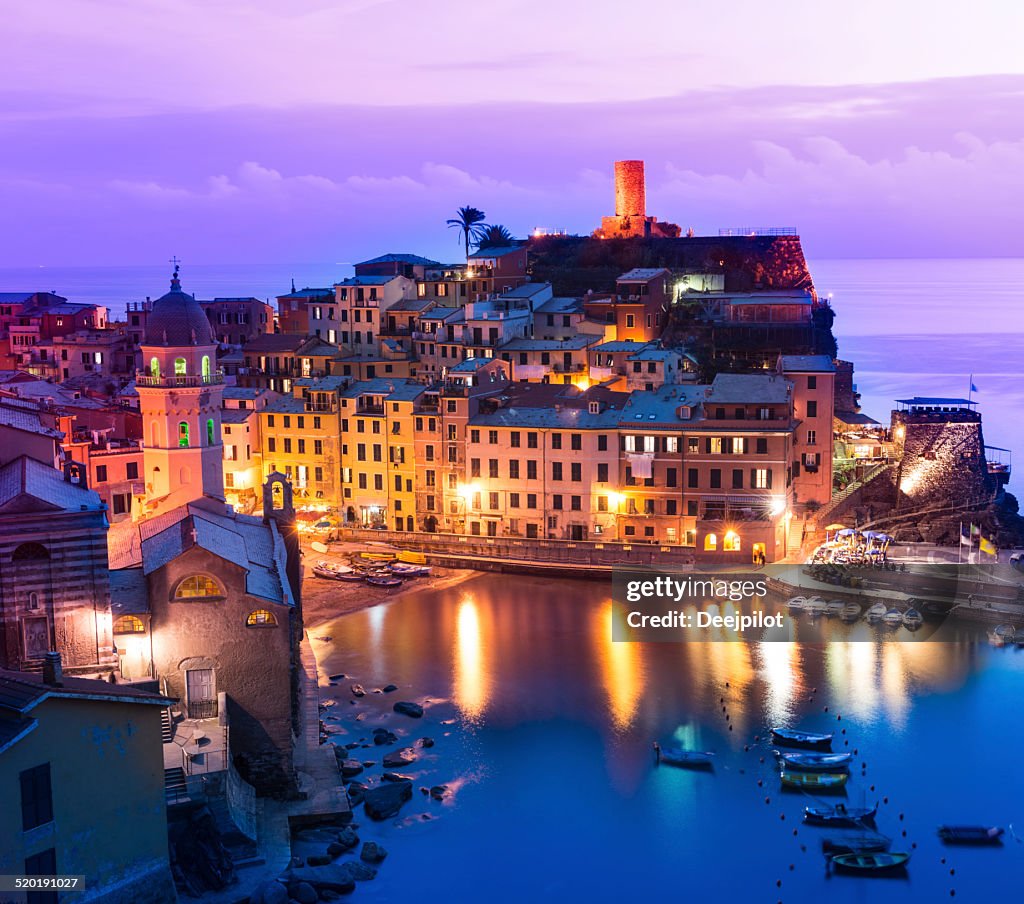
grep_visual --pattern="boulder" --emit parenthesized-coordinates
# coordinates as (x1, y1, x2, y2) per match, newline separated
(346, 782, 367, 806)
(339, 759, 364, 778)
(360, 841, 388, 864)
(251, 880, 288, 904)
(382, 684, 398, 693)
(344, 860, 378, 881)
(382, 771, 414, 783)
(287, 865, 355, 895)
(417, 737, 435, 748)
(382, 747, 417, 768)
(326, 841, 345, 857)
(328, 673, 346, 681)
(372, 728, 398, 746)
(336, 826, 359, 851)
(350, 684, 366, 698)
(430, 784, 450, 801)
(306, 854, 331, 867)
(288, 881, 318, 904)
(363, 780, 413, 820)
(392, 701, 423, 718)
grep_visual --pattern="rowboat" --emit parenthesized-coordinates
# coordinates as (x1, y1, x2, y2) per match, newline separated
(390, 562, 432, 577)
(787, 596, 808, 611)
(826, 599, 846, 617)
(365, 575, 402, 588)
(397, 550, 427, 565)
(830, 851, 910, 874)
(804, 804, 877, 827)
(777, 751, 852, 772)
(334, 572, 366, 583)
(781, 770, 848, 790)
(312, 562, 357, 580)
(771, 728, 833, 749)
(653, 743, 715, 769)
(356, 551, 397, 562)
(937, 825, 1004, 845)
(882, 608, 903, 627)
(840, 602, 862, 621)
(805, 596, 828, 616)
(988, 624, 1016, 646)
(902, 608, 924, 630)
(865, 602, 887, 622)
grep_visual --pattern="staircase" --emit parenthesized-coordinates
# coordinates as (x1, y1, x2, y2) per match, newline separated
(164, 767, 188, 805)
(813, 462, 893, 529)
(787, 516, 806, 558)
(161, 708, 174, 744)
(207, 794, 260, 866)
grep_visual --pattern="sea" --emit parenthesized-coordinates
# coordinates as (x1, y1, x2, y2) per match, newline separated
(1, 258, 1021, 495)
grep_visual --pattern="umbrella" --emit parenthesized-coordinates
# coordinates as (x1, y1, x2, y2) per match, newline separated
(876, 534, 894, 542)
(862, 531, 879, 539)
(825, 523, 848, 531)
(837, 528, 858, 537)
(866, 549, 883, 556)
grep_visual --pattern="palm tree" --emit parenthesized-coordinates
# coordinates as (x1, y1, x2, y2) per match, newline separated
(474, 224, 514, 251)
(447, 206, 488, 263)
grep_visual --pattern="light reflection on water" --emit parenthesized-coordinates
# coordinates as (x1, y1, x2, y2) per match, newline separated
(315, 574, 1022, 901)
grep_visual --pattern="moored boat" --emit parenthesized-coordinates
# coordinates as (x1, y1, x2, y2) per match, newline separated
(937, 825, 1004, 845)
(920, 599, 956, 619)
(902, 608, 923, 630)
(396, 550, 427, 565)
(653, 743, 715, 769)
(781, 770, 848, 790)
(787, 596, 808, 611)
(771, 727, 833, 749)
(777, 751, 852, 772)
(830, 851, 910, 874)
(882, 608, 903, 627)
(840, 602, 862, 622)
(805, 596, 828, 616)
(826, 599, 846, 617)
(804, 803, 877, 827)
(988, 624, 1016, 646)
(865, 602, 887, 622)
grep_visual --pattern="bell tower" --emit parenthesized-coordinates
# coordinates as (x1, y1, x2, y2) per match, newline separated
(137, 264, 225, 514)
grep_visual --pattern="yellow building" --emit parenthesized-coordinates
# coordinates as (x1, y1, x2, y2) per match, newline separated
(0, 658, 175, 903)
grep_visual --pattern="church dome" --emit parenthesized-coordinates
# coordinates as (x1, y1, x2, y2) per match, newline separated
(144, 268, 214, 347)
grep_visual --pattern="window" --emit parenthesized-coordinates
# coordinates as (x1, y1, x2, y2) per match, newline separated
(688, 437, 699, 453)
(150, 357, 160, 379)
(202, 355, 211, 379)
(709, 437, 723, 454)
(113, 615, 145, 634)
(756, 438, 768, 454)
(471, 459, 481, 478)
(732, 437, 745, 454)
(510, 492, 520, 508)
(246, 609, 278, 627)
(552, 434, 562, 450)
(489, 492, 499, 510)
(174, 575, 222, 599)
(509, 460, 520, 479)
(510, 431, 520, 448)
(527, 432, 538, 449)
(178, 422, 190, 447)
(753, 468, 771, 489)
(96, 464, 108, 482)
(174, 357, 187, 375)
(687, 468, 698, 488)
(666, 467, 677, 487)
(20, 763, 53, 831)
(488, 430, 498, 444)
(704, 533, 718, 551)
(471, 429, 480, 444)
(710, 469, 721, 489)
(724, 531, 741, 552)
(207, 418, 215, 446)
(571, 434, 582, 451)
(489, 459, 499, 478)
(598, 435, 608, 452)
(527, 460, 538, 480)
(666, 437, 678, 453)
(527, 493, 537, 509)
(806, 430, 817, 446)
(808, 375, 817, 389)
(807, 400, 818, 418)
(597, 463, 609, 483)
(571, 463, 582, 482)
(552, 462, 563, 481)
(126, 461, 139, 480)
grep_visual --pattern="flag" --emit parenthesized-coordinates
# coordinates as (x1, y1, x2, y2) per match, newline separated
(960, 524, 972, 546)
(971, 382, 979, 393)
(970, 524, 981, 539)
(980, 536, 997, 556)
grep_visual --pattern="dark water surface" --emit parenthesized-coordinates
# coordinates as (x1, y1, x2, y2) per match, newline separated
(314, 574, 1024, 901)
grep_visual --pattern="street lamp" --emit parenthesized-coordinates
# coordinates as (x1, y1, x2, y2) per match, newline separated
(607, 491, 625, 542)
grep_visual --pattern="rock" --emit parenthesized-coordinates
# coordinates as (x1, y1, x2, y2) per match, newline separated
(326, 841, 345, 857)
(287, 865, 355, 895)
(363, 780, 413, 820)
(417, 737, 435, 748)
(360, 841, 388, 864)
(336, 827, 359, 851)
(251, 880, 288, 904)
(430, 784, 450, 801)
(382, 771, 414, 782)
(328, 673, 346, 681)
(351, 684, 366, 697)
(344, 741, 361, 750)
(393, 701, 423, 718)
(361, 760, 376, 768)
(372, 728, 398, 746)
(382, 747, 417, 768)
(354, 713, 366, 721)
(382, 684, 398, 693)
(346, 781, 367, 806)
(306, 854, 331, 867)
(339, 759, 363, 778)
(344, 861, 377, 881)
(289, 881, 318, 904)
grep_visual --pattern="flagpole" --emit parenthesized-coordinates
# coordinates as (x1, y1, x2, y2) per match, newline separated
(958, 521, 962, 564)
(968, 374, 973, 404)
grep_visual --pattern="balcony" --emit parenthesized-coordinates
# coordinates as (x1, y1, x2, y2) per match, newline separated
(136, 371, 224, 388)
(553, 362, 585, 374)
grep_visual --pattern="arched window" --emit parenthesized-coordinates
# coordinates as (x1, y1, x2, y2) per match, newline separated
(724, 531, 741, 552)
(178, 422, 190, 447)
(150, 357, 160, 379)
(113, 615, 146, 634)
(28, 592, 41, 610)
(704, 533, 717, 551)
(202, 355, 211, 380)
(174, 575, 223, 599)
(151, 421, 161, 447)
(13, 542, 50, 561)
(246, 609, 277, 627)
(174, 357, 187, 376)
(206, 418, 215, 446)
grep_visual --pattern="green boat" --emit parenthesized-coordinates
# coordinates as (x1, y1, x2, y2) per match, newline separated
(831, 851, 910, 874)
(780, 770, 848, 790)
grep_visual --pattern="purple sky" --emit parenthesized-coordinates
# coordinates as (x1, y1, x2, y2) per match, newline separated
(3, 1, 1024, 265)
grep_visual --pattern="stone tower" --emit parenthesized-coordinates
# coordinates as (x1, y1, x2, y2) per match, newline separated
(137, 266, 225, 515)
(614, 160, 646, 219)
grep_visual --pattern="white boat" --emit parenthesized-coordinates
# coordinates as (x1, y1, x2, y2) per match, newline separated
(787, 596, 809, 611)
(866, 603, 887, 622)
(882, 608, 903, 627)
(840, 602, 862, 621)
(826, 599, 845, 617)
(902, 608, 924, 630)
(989, 624, 1016, 646)
(805, 596, 828, 616)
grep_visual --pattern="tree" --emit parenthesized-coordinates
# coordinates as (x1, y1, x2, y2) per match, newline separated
(446, 206, 488, 263)
(474, 224, 514, 250)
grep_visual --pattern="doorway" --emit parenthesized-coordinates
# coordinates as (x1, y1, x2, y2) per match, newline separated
(186, 668, 217, 719)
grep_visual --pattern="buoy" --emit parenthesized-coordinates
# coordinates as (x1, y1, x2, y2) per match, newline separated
(836, 715, 841, 721)
(853, 748, 858, 755)
(824, 706, 829, 712)
(758, 779, 763, 787)
(950, 890, 956, 897)
(729, 725, 733, 731)
(793, 829, 798, 836)
(941, 857, 946, 864)
(883, 796, 889, 804)
(950, 868, 955, 876)
(765, 796, 771, 804)
(776, 879, 782, 888)
(744, 745, 750, 752)
(899, 813, 904, 821)
(862, 763, 867, 769)
(780, 813, 786, 821)
(912, 842, 917, 849)
(870, 785, 876, 791)
(789, 863, 794, 871)
(902, 830, 907, 837)
(754, 735, 760, 742)
(841, 728, 846, 734)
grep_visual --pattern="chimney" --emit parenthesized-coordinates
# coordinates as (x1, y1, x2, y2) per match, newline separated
(43, 651, 64, 687)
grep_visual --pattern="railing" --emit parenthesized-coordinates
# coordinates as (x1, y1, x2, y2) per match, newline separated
(187, 699, 218, 720)
(136, 371, 224, 388)
(813, 461, 892, 527)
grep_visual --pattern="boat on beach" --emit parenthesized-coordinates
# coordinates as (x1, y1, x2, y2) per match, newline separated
(780, 770, 848, 790)
(771, 728, 833, 749)
(365, 574, 403, 588)
(937, 825, 1005, 845)
(312, 561, 357, 580)
(830, 851, 910, 874)
(777, 751, 852, 772)
(396, 550, 428, 565)
(804, 804, 877, 827)
(653, 743, 715, 769)
(356, 550, 397, 563)
(390, 562, 432, 577)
